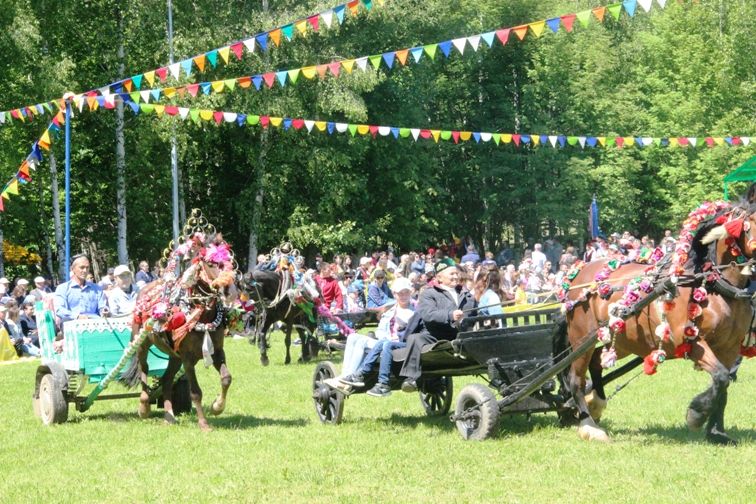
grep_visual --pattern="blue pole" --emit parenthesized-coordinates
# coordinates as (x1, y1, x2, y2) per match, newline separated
(64, 100, 71, 281)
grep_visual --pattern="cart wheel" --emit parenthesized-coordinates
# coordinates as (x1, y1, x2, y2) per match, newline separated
(419, 376, 453, 416)
(454, 383, 499, 441)
(312, 362, 344, 424)
(171, 376, 192, 415)
(38, 373, 69, 425)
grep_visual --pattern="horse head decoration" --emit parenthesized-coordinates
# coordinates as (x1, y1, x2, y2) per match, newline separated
(121, 209, 240, 431)
(559, 198, 756, 445)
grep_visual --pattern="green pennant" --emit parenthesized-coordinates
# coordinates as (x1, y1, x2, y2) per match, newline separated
(492, 133, 500, 145)
(281, 24, 294, 40)
(606, 137, 616, 147)
(288, 69, 300, 84)
(43, 103, 53, 113)
(206, 50, 218, 68)
(190, 109, 200, 123)
(653, 138, 661, 146)
(423, 44, 438, 60)
(576, 10, 591, 28)
(399, 128, 411, 138)
(363, 0, 372, 10)
(441, 130, 452, 141)
(130, 91, 141, 103)
(132, 74, 143, 90)
(224, 79, 236, 90)
(140, 104, 154, 114)
(247, 114, 260, 125)
(369, 54, 382, 70)
(607, 3, 622, 20)
(348, 124, 358, 136)
(567, 136, 579, 145)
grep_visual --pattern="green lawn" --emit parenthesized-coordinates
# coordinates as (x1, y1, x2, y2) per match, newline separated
(1, 334, 754, 503)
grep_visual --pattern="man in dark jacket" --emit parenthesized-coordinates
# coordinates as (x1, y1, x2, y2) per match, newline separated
(399, 259, 475, 392)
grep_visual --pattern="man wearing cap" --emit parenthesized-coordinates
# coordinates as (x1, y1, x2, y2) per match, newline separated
(53, 255, 109, 345)
(107, 265, 138, 316)
(30, 276, 51, 302)
(338, 277, 416, 396)
(399, 259, 475, 392)
(14, 278, 30, 305)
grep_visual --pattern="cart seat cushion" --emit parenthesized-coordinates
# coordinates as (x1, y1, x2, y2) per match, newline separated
(391, 339, 453, 362)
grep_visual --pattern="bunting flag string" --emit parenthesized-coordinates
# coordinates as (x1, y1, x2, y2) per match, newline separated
(66, 0, 667, 107)
(0, 0, 379, 124)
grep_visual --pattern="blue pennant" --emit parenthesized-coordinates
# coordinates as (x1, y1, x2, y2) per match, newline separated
(334, 5, 346, 24)
(521, 134, 531, 144)
(410, 47, 423, 63)
(546, 18, 561, 33)
(539, 135, 548, 144)
(438, 41, 452, 58)
(382, 52, 395, 69)
(206, 50, 218, 67)
(276, 71, 288, 87)
(150, 89, 161, 101)
(127, 101, 140, 114)
(481, 32, 496, 48)
(132, 74, 143, 89)
(557, 135, 566, 147)
(390, 127, 399, 139)
(30, 143, 42, 162)
(586, 137, 597, 147)
(252, 76, 263, 90)
(180, 59, 193, 76)
(327, 122, 335, 134)
(236, 114, 246, 126)
(623, 0, 637, 17)
(283, 118, 292, 130)
(200, 82, 212, 95)
(255, 33, 268, 52)
(473, 132, 481, 143)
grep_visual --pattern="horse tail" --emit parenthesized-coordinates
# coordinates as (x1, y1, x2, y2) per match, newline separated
(118, 354, 141, 389)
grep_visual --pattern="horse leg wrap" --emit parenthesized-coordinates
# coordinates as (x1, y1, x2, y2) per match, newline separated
(577, 417, 610, 442)
(585, 390, 608, 422)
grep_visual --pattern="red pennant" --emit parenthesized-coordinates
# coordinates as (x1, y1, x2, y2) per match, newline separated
(369, 125, 378, 137)
(705, 137, 714, 147)
(452, 131, 460, 144)
(615, 137, 624, 148)
(291, 119, 304, 130)
(678, 137, 689, 146)
(316, 65, 328, 78)
(186, 84, 200, 97)
(560, 14, 576, 32)
(419, 129, 432, 139)
(103, 98, 115, 110)
(155, 67, 168, 82)
(164, 106, 179, 116)
(328, 62, 341, 77)
(0, 196, 4, 212)
(230, 42, 244, 60)
(307, 15, 319, 31)
(495, 28, 510, 45)
(260, 115, 270, 128)
(262, 72, 276, 88)
(732, 136, 741, 145)
(213, 111, 223, 125)
(512, 134, 521, 146)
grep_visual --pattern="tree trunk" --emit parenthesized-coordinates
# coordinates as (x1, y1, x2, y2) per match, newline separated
(50, 152, 65, 281)
(116, 12, 128, 264)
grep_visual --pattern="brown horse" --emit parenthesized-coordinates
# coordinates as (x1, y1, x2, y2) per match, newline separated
(561, 199, 755, 444)
(121, 248, 237, 431)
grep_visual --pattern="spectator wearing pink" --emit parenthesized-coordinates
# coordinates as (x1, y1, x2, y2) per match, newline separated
(315, 263, 343, 312)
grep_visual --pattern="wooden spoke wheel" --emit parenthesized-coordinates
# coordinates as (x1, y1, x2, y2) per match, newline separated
(38, 373, 69, 425)
(312, 362, 344, 424)
(419, 375, 453, 416)
(454, 383, 499, 441)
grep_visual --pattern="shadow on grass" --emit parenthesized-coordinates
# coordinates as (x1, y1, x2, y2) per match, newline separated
(609, 423, 755, 445)
(375, 413, 455, 431)
(68, 411, 309, 430)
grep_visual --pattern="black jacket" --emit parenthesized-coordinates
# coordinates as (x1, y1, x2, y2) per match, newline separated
(404, 284, 475, 341)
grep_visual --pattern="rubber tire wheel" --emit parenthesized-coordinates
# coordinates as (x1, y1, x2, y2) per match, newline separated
(419, 376, 453, 416)
(39, 373, 69, 425)
(455, 383, 499, 441)
(312, 362, 344, 425)
(171, 376, 192, 415)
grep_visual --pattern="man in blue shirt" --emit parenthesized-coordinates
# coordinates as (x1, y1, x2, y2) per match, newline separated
(53, 255, 109, 352)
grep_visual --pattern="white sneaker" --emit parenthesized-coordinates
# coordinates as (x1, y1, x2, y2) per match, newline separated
(323, 377, 352, 394)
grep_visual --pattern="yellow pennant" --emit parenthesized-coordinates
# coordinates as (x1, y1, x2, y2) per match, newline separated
(357, 124, 370, 135)
(431, 130, 440, 142)
(623, 137, 634, 147)
(502, 134, 512, 143)
(342, 59, 355, 73)
(40, 129, 51, 145)
(199, 109, 214, 121)
(218, 46, 231, 64)
(301, 66, 318, 79)
(163, 87, 176, 98)
(7, 180, 19, 195)
(597, 137, 606, 146)
(295, 20, 308, 35)
(144, 71, 155, 86)
(460, 131, 472, 141)
(531, 135, 540, 146)
(270, 117, 283, 127)
(529, 21, 546, 37)
(154, 105, 165, 116)
(211, 81, 226, 93)
(315, 121, 326, 131)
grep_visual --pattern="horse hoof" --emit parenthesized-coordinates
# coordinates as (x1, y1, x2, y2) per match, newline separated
(686, 408, 706, 432)
(199, 422, 213, 433)
(577, 419, 610, 442)
(138, 404, 151, 419)
(284, 357, 291, 365)
(706, 429, 737, 446)
(210, 400, 225, 416)
(164, 412, 177, 424)
(585, 391, 607, 422)
(260, 356, 269, 367)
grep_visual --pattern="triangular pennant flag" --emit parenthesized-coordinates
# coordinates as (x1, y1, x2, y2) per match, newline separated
(282, 24, 295, 41)
(335, 122, 348, 133)
(480, 132, 492, 143)
(607, 4, 623, 20)
(178, 107, 190, 120)
(218, 46, 231, 64)
(656, 0, 666, 7)
(7, 180, 19, 195)
(186, 84, 199, 97)
(321, 10, 334, 28)
(369, 54, 382, 70)
(180, 59, 193, 77)
(168, 63, 181, 79)
(222, 79, 236, 91)
(275, 71, 288, 87)
(382, 52, 395, 68)
(189, 109, 200, 123)
(578, 136, 586, 148)
(481, 31, 496, 47)
(289, 68, 301, 83)
(315, 121, 326, 131)
(40, 130, 51, 145)
(468, 35, 481, 51)
(206, 50, 218, 67)
(598, 137, 607, 146)
(592, 6, 606, 22)
(472, 132, 481, 143)
(243, 38, 255, 53)
(328, 61, 341, 76)
(378, 126, 391, 136)
(438, 41, 452, 58)
(342, 59, 355, 73)
(123, 79, 133, 92)
(212, 111, 223, 125)
(301, 66, 318, 79)
(491, 133, 500, 145)
(347, 0, 359, 16)
(623, 0, 637, 17)
(512, 25, 528, 41)
(546, 18, 561, 33)
(270, 117, 284, 128)
(452, 38, 467, 55)
(410, 47, 423, 63)
(193, 55, 206, 72)
(531, 135, 540, 146)
(304, 120, 315, 132)
(334, 5, 346, 24)
(355, 57, 370, 71)
(223, 112, 237, 123)
(269, 29, 282, 47)
(295, 20, 308, 35)
(395, 49, 409, 65)
(153, 104, 165, 116)
(133, 75, 144, 89)
(150, 89, 161, 101)
(423, 44, 438, 60)
(496, 28, 511, 45)
(255, 33, 268, 51)
(230, 42, 243, 60)
(529, 21, 546, 38)
(400, 128, 411, 138)
(687, 137, 697, 147)
(576, 10, 592, 27)
(390, 127, 399, 139)
(348, 124, 357, 136)
(548, 135, 558, 147)
(262, 73, 276, 88)
(411, 129, 420, 141)
(561, 14, 590, 32)
(741, 137, 750, 146)
(431, 130, 441, 142)
(638, 0, 653, 12)
(307, 15, 319, 31)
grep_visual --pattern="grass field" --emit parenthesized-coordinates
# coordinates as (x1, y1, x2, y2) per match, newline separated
(1, 332, 754, 503)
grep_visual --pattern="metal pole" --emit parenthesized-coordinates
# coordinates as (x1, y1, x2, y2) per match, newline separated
(64, 99, 72, 281)
(167, 0, 180, 248)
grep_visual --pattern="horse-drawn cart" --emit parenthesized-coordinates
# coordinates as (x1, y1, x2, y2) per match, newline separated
(31, 304, 190, 425)
(312, 303, 641, 440)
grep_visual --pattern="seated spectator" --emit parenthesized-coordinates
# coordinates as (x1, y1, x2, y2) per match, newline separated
(514, 277, 529, 305)
(135, 260, 154, 285)
(345, 284, 364, 313)
(475, 268, 503, 317)
(338, 278, 416, 396)
(315, 263, 343, 313)
(19, 301, 39, 348)
(107, 265, 138, 316)
(2, 302, 39, 357)
(366, 269, 394, 309)
(30, 276, 51, 301)
(410, 252, 426, 275)
(99, 267, 115, 288)
(13, 280, 29, 306)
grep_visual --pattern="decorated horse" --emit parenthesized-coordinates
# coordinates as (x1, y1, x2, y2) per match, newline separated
(121, 210, 241, 431)
(559, 198, 756, 445)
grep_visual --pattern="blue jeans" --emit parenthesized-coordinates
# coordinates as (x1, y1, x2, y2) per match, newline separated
(358, 340, 406, 384)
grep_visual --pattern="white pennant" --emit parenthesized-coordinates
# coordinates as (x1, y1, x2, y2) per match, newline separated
(451, 38, 466, 55)
(105, 95, 115, 108)
(378, 126, 391, 136)
(641, 137, 653, 146)
(178, 107, 190, 120)
(243, 38, 255, 53)
(140, 90, 151, 103)
(335, 122, 348, 133)
(638, 0, 653, 12)
(169, 63, 181, 80)
(0, 113, 5, 124)
(27, 159, 37, 170)
(355, 57, 368, 71)
(480, 132, 492, 142)
(223, 112, 237, 123)
(467, 35, 481, 52)
(411, 128, 420, 141)
(578, 136, 586, 148)
(304, 120, 314, 132)
(548, 135, 558, 147)
(656, 0, 666, 8)
(687, 137, 697, 147)
(321, 10, 334, 28)
(742, 137, 750, 146)
(75, 96, 85, 112)
(98, 86, 111, 97)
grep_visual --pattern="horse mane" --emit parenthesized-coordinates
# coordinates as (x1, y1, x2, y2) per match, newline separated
(690, 199, 754, 272)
